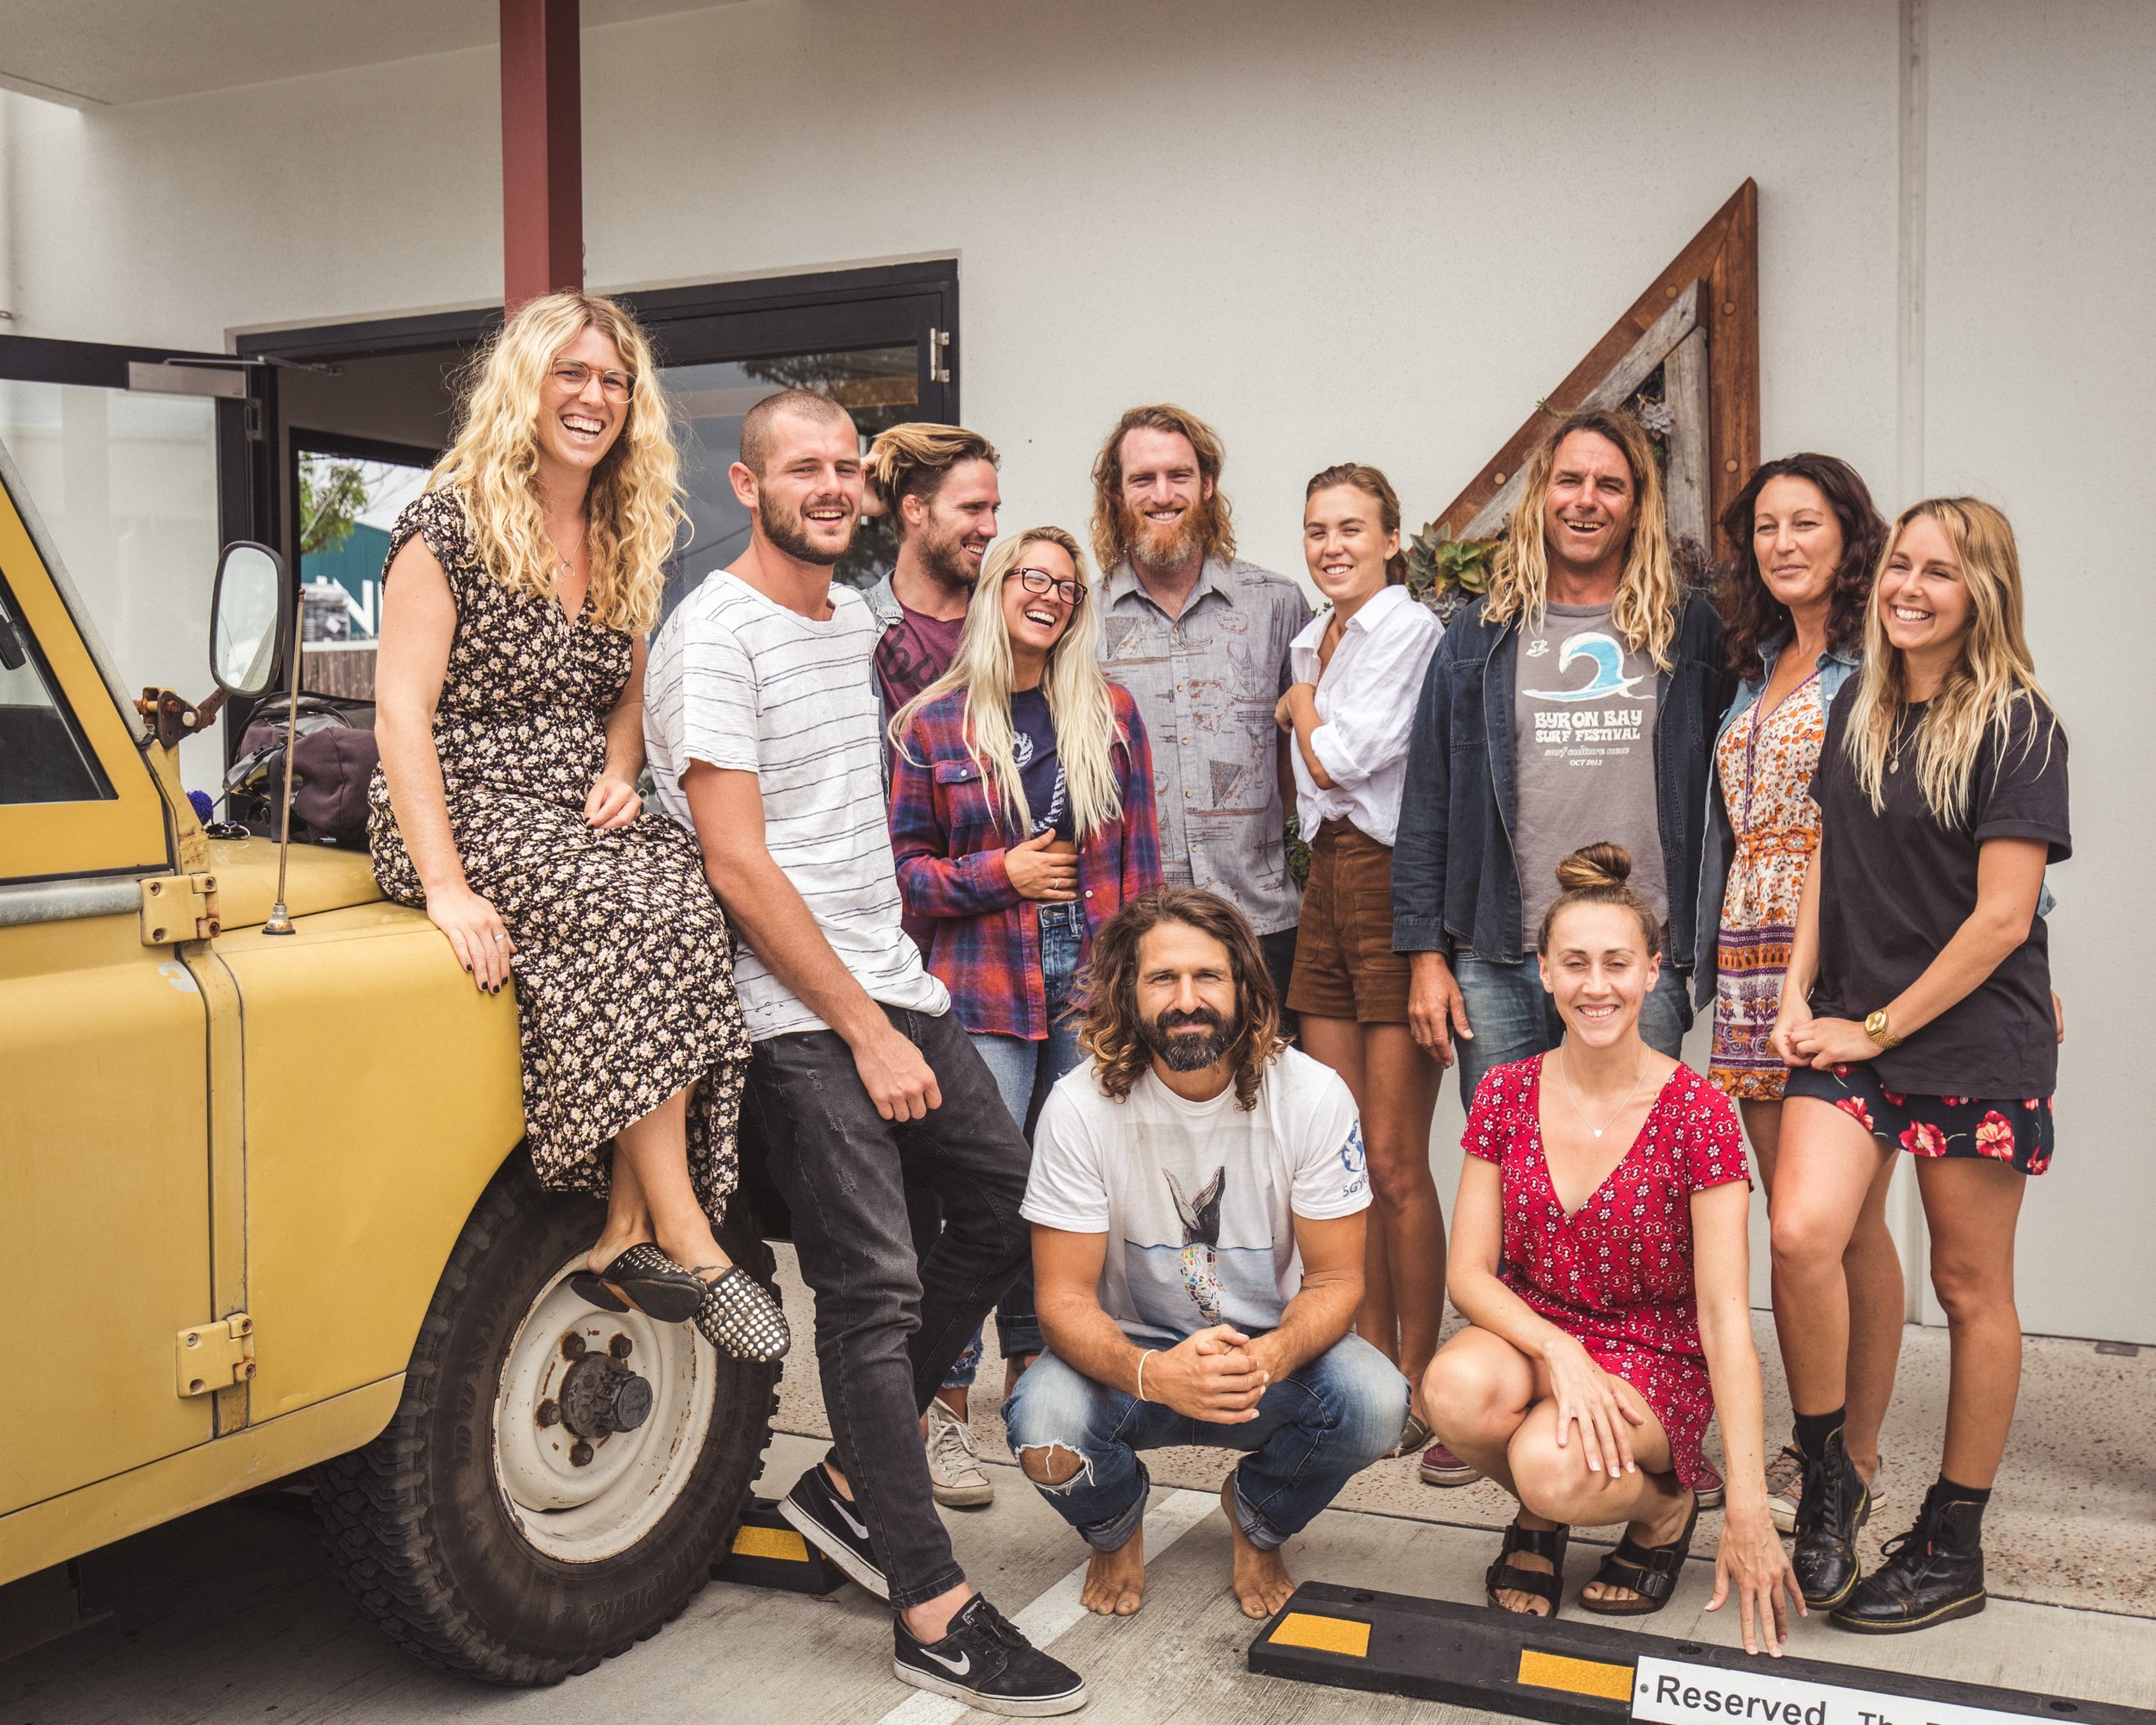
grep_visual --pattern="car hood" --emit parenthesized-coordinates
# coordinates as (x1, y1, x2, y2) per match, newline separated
(206, 837, 385, 930)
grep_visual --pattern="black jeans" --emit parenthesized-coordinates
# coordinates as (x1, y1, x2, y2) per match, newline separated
(744, 1003, 1031, 1609)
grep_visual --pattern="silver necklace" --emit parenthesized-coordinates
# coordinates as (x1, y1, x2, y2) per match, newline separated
(1554, 1044, 1647, 1140)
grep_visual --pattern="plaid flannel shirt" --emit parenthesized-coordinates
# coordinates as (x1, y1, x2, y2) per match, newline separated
(889, 683, 1163, 1039)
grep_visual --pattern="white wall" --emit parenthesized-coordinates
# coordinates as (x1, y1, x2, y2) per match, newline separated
(1918, 0, 2156, 1342)
(0, 0, 2140, 1339)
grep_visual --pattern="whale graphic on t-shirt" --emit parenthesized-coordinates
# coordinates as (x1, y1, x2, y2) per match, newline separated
(1521, 631, 1646, 703)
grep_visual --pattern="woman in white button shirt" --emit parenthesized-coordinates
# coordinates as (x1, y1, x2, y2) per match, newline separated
(1275, 463, 1447, 1456)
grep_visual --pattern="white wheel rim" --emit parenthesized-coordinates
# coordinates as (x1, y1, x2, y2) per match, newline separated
(491, 1256, 716, 1563)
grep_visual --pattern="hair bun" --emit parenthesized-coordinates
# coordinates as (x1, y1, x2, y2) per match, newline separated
(1554, 842, 1632, 893)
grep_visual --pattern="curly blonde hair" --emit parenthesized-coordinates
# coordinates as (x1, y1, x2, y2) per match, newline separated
(429, 292, 684, 634)
(1482, 410, 1680, 671)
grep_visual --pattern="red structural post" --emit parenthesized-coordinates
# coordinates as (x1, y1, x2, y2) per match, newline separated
(500, 0, 583, 313)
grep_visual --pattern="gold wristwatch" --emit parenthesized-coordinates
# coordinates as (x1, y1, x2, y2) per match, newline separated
(1864, 1009, 1902, 1051)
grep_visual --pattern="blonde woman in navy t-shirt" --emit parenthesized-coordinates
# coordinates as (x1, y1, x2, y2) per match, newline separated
(1770, 497, 2069, 1634)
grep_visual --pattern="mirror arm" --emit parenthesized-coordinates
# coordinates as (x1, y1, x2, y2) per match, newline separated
(135, 687, 227, 751)
(262, 580, 304, 937)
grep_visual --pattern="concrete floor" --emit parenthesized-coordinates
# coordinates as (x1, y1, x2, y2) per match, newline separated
(787, 1249, 2156, 1618)
(7, 1430, 2153, 1725)
(4, 1247, 2149, 1723)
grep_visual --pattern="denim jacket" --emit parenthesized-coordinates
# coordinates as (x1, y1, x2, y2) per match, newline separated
(1391, 591, 1735, 972)
(1689, 634, 1858, 1010)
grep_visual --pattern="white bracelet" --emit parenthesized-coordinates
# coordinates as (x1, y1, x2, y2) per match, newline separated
(1135, 1349, 1158, 1402)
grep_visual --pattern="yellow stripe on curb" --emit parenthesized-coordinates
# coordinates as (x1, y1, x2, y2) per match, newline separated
(1268, 1612, 1371, 1658)
(1517, 1647, 1633, 1700)
(731, 1524, 811, 1562)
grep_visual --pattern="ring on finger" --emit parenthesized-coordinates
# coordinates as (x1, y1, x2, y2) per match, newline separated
(492, 932, 506, 944)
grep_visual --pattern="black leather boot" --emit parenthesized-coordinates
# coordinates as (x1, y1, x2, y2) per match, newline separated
(1791, 1426, 1871, 1609)
(1833, 1489, 1987, 1633)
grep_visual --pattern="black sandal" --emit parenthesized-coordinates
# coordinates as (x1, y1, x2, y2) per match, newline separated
(691, 1264, 791, 1364)
(568, 1244, 706, 1322)
(1485, 1519, 1570, 1619)
(1576, 1495, 1700, 1616)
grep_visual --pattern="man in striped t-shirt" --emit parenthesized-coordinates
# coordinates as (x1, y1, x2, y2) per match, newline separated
(645, 390, 1084, 1717)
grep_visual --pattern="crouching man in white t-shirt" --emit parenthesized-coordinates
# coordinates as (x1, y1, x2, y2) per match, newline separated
(1006, 886, 1408, 1620)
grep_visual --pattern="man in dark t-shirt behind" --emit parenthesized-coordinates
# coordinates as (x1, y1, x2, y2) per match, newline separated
(862, 423, 1002, 719)
(858, 421, 1013, 1513)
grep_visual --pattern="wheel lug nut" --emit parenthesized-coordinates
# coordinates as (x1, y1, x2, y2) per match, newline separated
(561, 1333, 587, 1360)
(609, 1333, 633, 1360)
(569, 1440, 594, 1467)
(536, 1399, 561, 1427)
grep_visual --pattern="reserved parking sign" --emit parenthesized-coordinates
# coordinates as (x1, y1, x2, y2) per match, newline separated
(1634, 1656, 2049, 1725)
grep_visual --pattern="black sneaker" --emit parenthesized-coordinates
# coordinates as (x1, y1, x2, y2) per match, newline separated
(778, 1463, 887, 1600)
(893, 1594, 1087, 1717)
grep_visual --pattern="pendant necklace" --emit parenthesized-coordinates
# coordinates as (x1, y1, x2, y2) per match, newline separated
(1556, 1044, 1646, 1140)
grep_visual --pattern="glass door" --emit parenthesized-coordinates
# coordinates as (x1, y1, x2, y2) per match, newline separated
(0, 339, 251, 797)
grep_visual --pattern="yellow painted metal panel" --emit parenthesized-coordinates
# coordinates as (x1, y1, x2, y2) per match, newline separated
(1517, 1647, 1635, 1700)
(0, 1376, 404, 1586)
(0, 911, 212, 1514)
(1269, 1612, 1371, 1658)
(218, 900, 523, 1419)
(204, 835, 382, 931)
(0, 475, 169, 882)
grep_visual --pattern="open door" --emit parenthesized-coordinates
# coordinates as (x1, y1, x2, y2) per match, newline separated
(0, 335, 269, 800)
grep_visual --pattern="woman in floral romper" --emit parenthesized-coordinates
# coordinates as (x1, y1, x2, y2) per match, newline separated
(1425, 845, 1796, 1652)
(371, 291, 786, 1362)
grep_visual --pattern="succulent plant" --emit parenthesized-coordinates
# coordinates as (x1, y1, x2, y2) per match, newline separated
(1405, 521, 1501, 624)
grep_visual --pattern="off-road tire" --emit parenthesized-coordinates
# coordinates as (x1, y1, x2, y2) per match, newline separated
(312, 1157, 781, 1684)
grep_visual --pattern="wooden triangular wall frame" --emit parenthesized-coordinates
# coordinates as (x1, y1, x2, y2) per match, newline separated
(1427, 179, 1758, 565)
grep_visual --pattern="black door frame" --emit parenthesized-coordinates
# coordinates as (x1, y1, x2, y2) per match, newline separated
(237, 258, 961, 563)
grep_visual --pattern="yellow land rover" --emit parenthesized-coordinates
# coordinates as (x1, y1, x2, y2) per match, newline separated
(0, 440, 784, 1684)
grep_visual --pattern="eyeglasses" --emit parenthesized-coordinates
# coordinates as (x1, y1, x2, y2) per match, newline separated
(1007, 567, 1084, 607)
(550, 361, 636, 401)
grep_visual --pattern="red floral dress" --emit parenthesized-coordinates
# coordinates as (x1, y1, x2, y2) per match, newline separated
(1463, 1056, 1749, 1489)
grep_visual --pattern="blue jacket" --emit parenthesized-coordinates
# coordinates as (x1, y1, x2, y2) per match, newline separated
(1391, 591, 1735, 973)
(1689, 634, 1859, 1010)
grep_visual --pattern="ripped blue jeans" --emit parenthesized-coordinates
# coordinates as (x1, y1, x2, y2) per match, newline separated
(1000, 1336, 1406, 1552)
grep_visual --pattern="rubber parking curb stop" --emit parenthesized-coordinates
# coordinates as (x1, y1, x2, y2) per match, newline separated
(711, 1496, 848, 1596)
(1248, 1581, 2156, 1725)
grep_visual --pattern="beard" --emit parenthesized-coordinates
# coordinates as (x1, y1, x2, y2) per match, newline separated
(1118, 495, 1209, 572)
(1139, 1005, 1238, 1073)
(917, 518, 981, 593)
(757, 489, 856, 567)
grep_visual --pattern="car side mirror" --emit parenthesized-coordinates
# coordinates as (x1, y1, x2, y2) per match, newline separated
(210, 541, 289, 698)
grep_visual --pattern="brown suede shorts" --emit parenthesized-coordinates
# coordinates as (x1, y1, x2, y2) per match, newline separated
(1287, 819, 1412, 1024)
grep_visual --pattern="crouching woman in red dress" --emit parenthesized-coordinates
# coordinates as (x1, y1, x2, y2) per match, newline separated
(1423, 844, 1800, 1653)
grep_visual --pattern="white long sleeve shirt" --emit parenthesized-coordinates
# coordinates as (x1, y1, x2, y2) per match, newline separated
(1287, 582, 1445, 847)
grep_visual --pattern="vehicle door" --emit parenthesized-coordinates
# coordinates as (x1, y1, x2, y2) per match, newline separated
(0, 345, 248, 1527)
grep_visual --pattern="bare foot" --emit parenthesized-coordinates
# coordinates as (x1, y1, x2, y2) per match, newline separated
(1492, 1546, 1555, 1616)
(1081, 1526, 1146, 1616)
(1580, 1486, 1695, 1609)
(1221, 1478, 1295, 1620)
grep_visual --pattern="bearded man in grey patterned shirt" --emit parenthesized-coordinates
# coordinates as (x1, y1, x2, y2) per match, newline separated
(1089, 405, 1312, 1024)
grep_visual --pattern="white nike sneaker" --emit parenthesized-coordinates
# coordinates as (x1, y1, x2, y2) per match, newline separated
(928, 1397, 995, 1509)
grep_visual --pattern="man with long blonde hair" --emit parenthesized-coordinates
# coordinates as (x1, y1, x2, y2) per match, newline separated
(1089, 405, 1310, 1023)
(1392, 410, 1734, 1114)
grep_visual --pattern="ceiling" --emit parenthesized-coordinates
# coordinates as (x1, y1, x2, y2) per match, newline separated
(0, 1, 739, 107)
